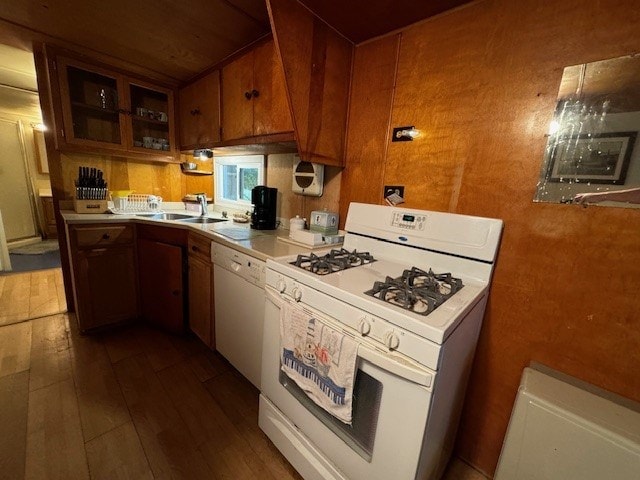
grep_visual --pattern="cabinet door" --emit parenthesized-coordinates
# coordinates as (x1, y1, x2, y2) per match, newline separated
(75, 246, 138, 331)
(253, 40, 293, 136)
(268, 0, 352, 166)
(57, 57, 126, 148)
(138, 238, 185, 334)
(221, 51, 254, 141)
(128, 80, 175, 153)
(179, 70, 221, 149)
(188, 254, 213, 347)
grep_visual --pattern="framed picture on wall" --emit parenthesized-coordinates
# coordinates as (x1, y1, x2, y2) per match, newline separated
(547, 131, 636, 184)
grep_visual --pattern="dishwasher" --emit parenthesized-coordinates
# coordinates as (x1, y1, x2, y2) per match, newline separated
(211, 242, 266, 388)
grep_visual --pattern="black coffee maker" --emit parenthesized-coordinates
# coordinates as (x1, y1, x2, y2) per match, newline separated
(250, 186, 278, 230)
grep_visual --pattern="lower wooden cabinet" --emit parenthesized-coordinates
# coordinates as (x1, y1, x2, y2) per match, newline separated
(68, 222, 215, 341)
(69, 224, 138, 332)
(187, 233, 214, 347)
(138, 238, 186, 334)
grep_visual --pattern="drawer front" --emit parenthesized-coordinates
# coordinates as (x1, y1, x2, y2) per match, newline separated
(73, 224, 134, 248)
(188, 233, 211, 262)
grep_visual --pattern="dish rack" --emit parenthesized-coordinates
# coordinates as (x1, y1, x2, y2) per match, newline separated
(110, 193, 163, 214)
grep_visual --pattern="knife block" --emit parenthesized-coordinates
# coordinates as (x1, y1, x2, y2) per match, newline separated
(74, 198, 109, 214)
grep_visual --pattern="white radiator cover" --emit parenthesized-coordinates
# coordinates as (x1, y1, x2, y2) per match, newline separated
(495, 364, 640, 480)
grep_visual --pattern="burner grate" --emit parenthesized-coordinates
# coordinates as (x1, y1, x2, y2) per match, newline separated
(290, 248, 375, 275)
(365, 268, 463, 316)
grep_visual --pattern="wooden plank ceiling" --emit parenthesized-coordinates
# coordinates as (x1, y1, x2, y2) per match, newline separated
(297, 0, 474, 43)
(0, 0, 271, 84)
(0, 0, 472, 85)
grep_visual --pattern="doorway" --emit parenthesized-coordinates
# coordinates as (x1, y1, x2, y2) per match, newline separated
(0, 42, 58, 275)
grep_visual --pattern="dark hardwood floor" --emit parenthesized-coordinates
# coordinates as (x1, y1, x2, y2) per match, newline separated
(0, 313, 301, 480)
(0, 311, 487, 479)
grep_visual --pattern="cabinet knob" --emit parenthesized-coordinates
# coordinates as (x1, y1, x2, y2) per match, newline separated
(244, 91, 252, 100)
(190, 108, 201, 115)
(102, 233, 111, 240)
(191, 245, 198, 252)
(251, 89, 259, 98)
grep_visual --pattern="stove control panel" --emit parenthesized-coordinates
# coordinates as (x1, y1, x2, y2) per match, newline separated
(391, 211, 426, 230)
(383, 330, 401, 350)
(265, 268, 443, 369)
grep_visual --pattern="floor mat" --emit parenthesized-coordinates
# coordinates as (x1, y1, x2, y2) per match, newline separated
(3, 250, 62, 274)
(9, 240, 60, 255)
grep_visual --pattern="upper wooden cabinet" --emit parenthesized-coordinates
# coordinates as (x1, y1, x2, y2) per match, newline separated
(221, 39, 293, 142)
(178, 70, 221, 150)
(267, 0, 353, 167)
(50, 53, 177, 162)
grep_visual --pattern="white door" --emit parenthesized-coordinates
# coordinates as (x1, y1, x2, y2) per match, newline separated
(0, 118, 38, 241)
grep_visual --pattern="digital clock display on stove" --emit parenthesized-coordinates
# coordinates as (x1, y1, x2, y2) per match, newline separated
(392, 212, 426, 230)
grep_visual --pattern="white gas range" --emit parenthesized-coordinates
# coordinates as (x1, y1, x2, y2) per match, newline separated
(259, 202, 503, 480)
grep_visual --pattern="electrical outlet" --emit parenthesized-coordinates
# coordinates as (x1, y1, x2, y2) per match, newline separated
(384, 186, 405, 205)
(384, 185, 405, 198)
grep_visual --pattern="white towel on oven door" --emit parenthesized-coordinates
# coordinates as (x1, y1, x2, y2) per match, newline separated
(280, 300, 358, 424)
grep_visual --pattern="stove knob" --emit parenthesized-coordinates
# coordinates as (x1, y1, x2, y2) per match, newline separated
(358, 319, 371, 336)
(291, 287, 302, 302)
(276, 279, 286, 293)
(383, 331, 400, 350)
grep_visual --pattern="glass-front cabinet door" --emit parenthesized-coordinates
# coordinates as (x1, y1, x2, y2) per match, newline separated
(58, 58, 125, 147)
(128, 82, 173, 153)
(56, 56, 176, 159)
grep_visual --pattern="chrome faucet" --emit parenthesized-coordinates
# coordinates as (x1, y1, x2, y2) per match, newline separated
(196, 194, 207, 216)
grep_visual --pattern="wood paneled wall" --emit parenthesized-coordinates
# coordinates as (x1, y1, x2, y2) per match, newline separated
(56, 152, 341, 221)
(57, 153, 213, 201)
(340, 0, 640, 475)
(267, 153, 341, 222)
(338, 34, 400, 223)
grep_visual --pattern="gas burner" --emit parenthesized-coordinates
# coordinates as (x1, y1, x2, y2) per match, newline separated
(365, 267, 463, 316)
(290, 248, 375, 275)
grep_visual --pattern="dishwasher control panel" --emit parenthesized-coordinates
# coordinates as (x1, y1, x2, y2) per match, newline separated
(211, 242, 266, 288)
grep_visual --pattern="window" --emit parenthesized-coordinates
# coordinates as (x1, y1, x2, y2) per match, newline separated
(214, 155, 265, 207)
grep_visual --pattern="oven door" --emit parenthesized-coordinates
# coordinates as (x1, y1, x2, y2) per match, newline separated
(260, 286, 436, 480)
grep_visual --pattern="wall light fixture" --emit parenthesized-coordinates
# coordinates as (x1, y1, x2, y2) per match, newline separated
(392, 126, 421, 142)
(193, 149, 213, 159)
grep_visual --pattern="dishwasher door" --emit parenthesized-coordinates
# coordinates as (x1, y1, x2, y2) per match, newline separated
(212, 243, 266, 388)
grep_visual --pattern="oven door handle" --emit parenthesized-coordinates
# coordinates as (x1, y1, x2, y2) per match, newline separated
(356, 344, 433, 388)
(265, 286, 434, 388)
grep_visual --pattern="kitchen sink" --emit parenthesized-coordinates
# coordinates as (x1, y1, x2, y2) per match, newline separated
(135, 213, 193, 220)
(178, 217, 227, 224)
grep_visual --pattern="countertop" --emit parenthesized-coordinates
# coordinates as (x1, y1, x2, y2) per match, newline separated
(61, 208, 313, 262)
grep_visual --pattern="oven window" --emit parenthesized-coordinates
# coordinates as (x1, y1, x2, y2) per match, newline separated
(280, 367, 383, 461)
